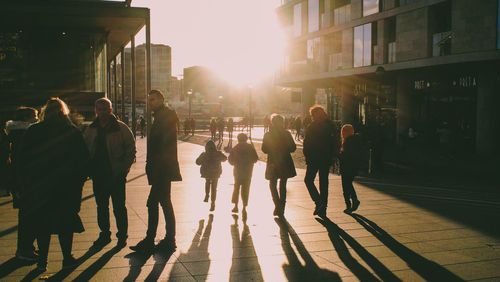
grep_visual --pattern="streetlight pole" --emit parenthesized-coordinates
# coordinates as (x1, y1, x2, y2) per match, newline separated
(218, 95, 223, 116)
(187, 89, 193, 119)
(248, 85, 253, 139)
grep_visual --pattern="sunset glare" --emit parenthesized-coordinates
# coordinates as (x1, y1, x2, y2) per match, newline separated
(133, 0, 284, 86)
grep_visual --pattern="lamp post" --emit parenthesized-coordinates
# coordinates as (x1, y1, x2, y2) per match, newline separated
(248, 84, 253, 139)
(187, 89, 193, 119)
(218, 95, 223, 116)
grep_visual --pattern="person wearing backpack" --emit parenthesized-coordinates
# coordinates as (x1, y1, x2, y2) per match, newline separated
(196, 140, 227, 211)
(339, 124, 362, 213)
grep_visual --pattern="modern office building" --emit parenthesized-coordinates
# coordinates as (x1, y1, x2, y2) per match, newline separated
(275, 0, 500, 155)
(169, 76, 183, 102)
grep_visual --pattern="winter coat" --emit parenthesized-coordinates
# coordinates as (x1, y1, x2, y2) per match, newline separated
(340, 134, 363, 175)
(196, 151, 227, 179)
(147, 105, 182, 184)
(228, 142, 258, 180)
(17, 119, 89, 234)
(83, 115, 136, 179)
(262, 128, 297, 180)
(303, 119, 339, 166)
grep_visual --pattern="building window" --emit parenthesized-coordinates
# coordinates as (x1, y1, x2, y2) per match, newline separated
(334, 4, 351, 25)
(354, 23, 372, 67)
(399, 0, 416, 5)
(293, 3, 302, 37)
(386, 17, 396, 63)
(309, 0, 320, 33)
(363, 0, 379, 17)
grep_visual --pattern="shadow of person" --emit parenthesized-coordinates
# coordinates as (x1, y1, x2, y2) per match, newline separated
(123, 251, 153, 282)
(316, 217, 399, 281)
(275, 218, 341, 281)
(229, 214, 264, 281)
(71, 245, 125, 281)
(40, 246, 102, 281)
(167, 214, 214, 281)
(0, 257, 35, 279)
(350, 213, 465, 281)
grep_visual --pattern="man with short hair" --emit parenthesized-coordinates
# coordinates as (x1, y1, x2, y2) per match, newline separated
(83, 98, 136, 249)
(303, 105, 339, 218)
(130, 89, 182, 253)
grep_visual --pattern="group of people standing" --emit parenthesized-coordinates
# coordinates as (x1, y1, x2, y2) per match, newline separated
(2, 90, 364, 273)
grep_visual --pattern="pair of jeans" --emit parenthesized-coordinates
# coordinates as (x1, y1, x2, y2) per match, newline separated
(269, 178, 287, 212)
(93, 176, 128, 240)
(341, 172, 358, 204)
(304, 164, 330, 209)
(205, 178, 218, 203)
(146, 180, 175, 241)
(232, 177, 251, 207)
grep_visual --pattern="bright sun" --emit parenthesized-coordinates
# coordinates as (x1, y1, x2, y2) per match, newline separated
(133, 0, 284, 87)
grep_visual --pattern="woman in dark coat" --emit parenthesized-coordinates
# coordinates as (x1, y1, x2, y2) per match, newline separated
(340, 124, 362, 213)
(18, 98, 89, 271)
(262, 114, 297, 217)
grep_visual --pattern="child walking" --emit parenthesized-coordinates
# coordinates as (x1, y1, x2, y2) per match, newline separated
(196, 140, 227, 211)
(340, 124, 362, 213)
(228, 133, 258, 214)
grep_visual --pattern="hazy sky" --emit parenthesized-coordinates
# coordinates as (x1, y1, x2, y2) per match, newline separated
(132, 0, 283, 86)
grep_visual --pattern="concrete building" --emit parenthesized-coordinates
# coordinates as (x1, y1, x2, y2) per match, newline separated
(276, 0, 500, 155)
(124, 44, 171, 105)
(169, 76, 184, 102)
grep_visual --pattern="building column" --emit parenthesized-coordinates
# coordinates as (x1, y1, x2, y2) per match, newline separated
(302, 86, 316, 117)
(131, 35, 136, 138)
(341, 83, 355, 124)
(476, 71, 500, 156)
(121, 48, 126, 121)
(396, 74, 412, 144)
(146, 12, 152, 136)
(113, 58, 118, 114)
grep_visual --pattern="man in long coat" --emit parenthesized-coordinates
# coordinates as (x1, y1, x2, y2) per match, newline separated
(130, 89, 182, 253)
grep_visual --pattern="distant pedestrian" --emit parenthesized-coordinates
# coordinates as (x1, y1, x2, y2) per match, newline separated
(217, 117, 225, 141)
(303, 115, 312, 130)
(210, 118, 217, 140)
(130, 89, 182, 253)
(227, 118, 234, 141)
(18, 98, 89, 271)
(263, 115, 271, 133)
(228, 133, 258, 214)
(184, 118, 190, 136)
(196, 140, 227, 211)
(294, 116, 302, 140)
(339, 124, 362, 213)
(83, 98, 136, 249)
(303, 105, 339, 218)
(190, 118, 196, 136)
(140, 116, 146, 138)
(262, 114, 296, 217)
(5, 107, 39, 261)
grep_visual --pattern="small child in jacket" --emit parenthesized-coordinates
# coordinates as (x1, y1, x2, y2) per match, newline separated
(228, 133, 259, 213)
(196, 140, 227, 211)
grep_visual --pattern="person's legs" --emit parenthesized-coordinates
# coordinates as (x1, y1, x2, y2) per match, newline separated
(232, 180, 241, 207)
(241, 178, 251, 208)
(16, 207, 37, 259)
(210, 178, 218, 203)
(317, 165, 330, 215)
(145, 186, 160, 241)
(58, 232, 73, 259)
(341, 173, 354, 210)
(93, 179, 112, 239)
(159, 181, 175, 242)
(304, 165, 320, 209)
(36, 232, 50, 270)
(111, 177, 128, 242)
(279, 178, 287, 215)
(269, 178, 279, 215)
(204, 179, 210, 202)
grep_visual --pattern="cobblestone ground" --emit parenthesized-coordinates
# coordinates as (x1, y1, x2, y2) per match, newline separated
(0, 134, 499, 281)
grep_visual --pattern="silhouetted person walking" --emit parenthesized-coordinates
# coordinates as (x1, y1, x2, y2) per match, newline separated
(262, 114, 296, 217)
(190, 118, 196, 136)
(18, 98, 89, 271)
(228, 133, 258, 214)
(303, 105, 339, 218)
(210, 118, 217, 140)
(6, 107, 39, 261)
(294, 116, 302, 141)
(131, 90, 182, 253)
(139, 116, 146, 138)
(339, 124, 361, 213)
(83, 98, 135, 249)
(217, 117, 225, 141)
(196, 140, 227, 211)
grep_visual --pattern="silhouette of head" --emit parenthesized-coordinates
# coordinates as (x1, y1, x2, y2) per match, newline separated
(205, 140, 216, 152)
(237, 133, 248, 143)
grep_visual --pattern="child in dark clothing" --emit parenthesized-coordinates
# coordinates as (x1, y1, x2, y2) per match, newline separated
(196, 140, 227, 211)
(228, 133, 258, 214)
(340, 124, 362, 213)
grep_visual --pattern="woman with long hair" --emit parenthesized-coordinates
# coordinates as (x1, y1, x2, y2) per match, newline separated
(262, 114, 297, 217)
(18, 98, 89, 271)
(340, 124, 362, 213)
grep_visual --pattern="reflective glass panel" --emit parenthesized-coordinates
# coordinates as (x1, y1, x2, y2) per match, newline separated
(293, 3, 302, 37)
(363, 0, 379, 17)
(308, 0, 319, 32)
(354, 25, 363, 67)
(363, 23, 372, 66)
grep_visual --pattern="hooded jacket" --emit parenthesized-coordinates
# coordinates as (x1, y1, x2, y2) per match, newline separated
(196, 141, 227, 179)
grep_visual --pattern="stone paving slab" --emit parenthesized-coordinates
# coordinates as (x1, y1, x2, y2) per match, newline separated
(0, 137, 499, 281)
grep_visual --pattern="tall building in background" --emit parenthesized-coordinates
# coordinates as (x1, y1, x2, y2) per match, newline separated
(124, 43, 171, 105)
(169, 76, 183, 102)
(276, 0, 500, 155)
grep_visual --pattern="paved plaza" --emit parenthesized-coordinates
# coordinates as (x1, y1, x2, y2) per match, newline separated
(1, 136, 499, 281)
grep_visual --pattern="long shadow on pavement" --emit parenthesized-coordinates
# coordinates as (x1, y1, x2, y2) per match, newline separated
(229, 214, 263, 281)
(0, 258, 35, 279)
(0, 225, 18, 238)
(72, 245, 125, 281)
(316, 217, 400, 281)
(167, 214, 214, 281)
(275, 217, 341, 281)
(123, 251, 153, 282)
(350, 213, 465, 282)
